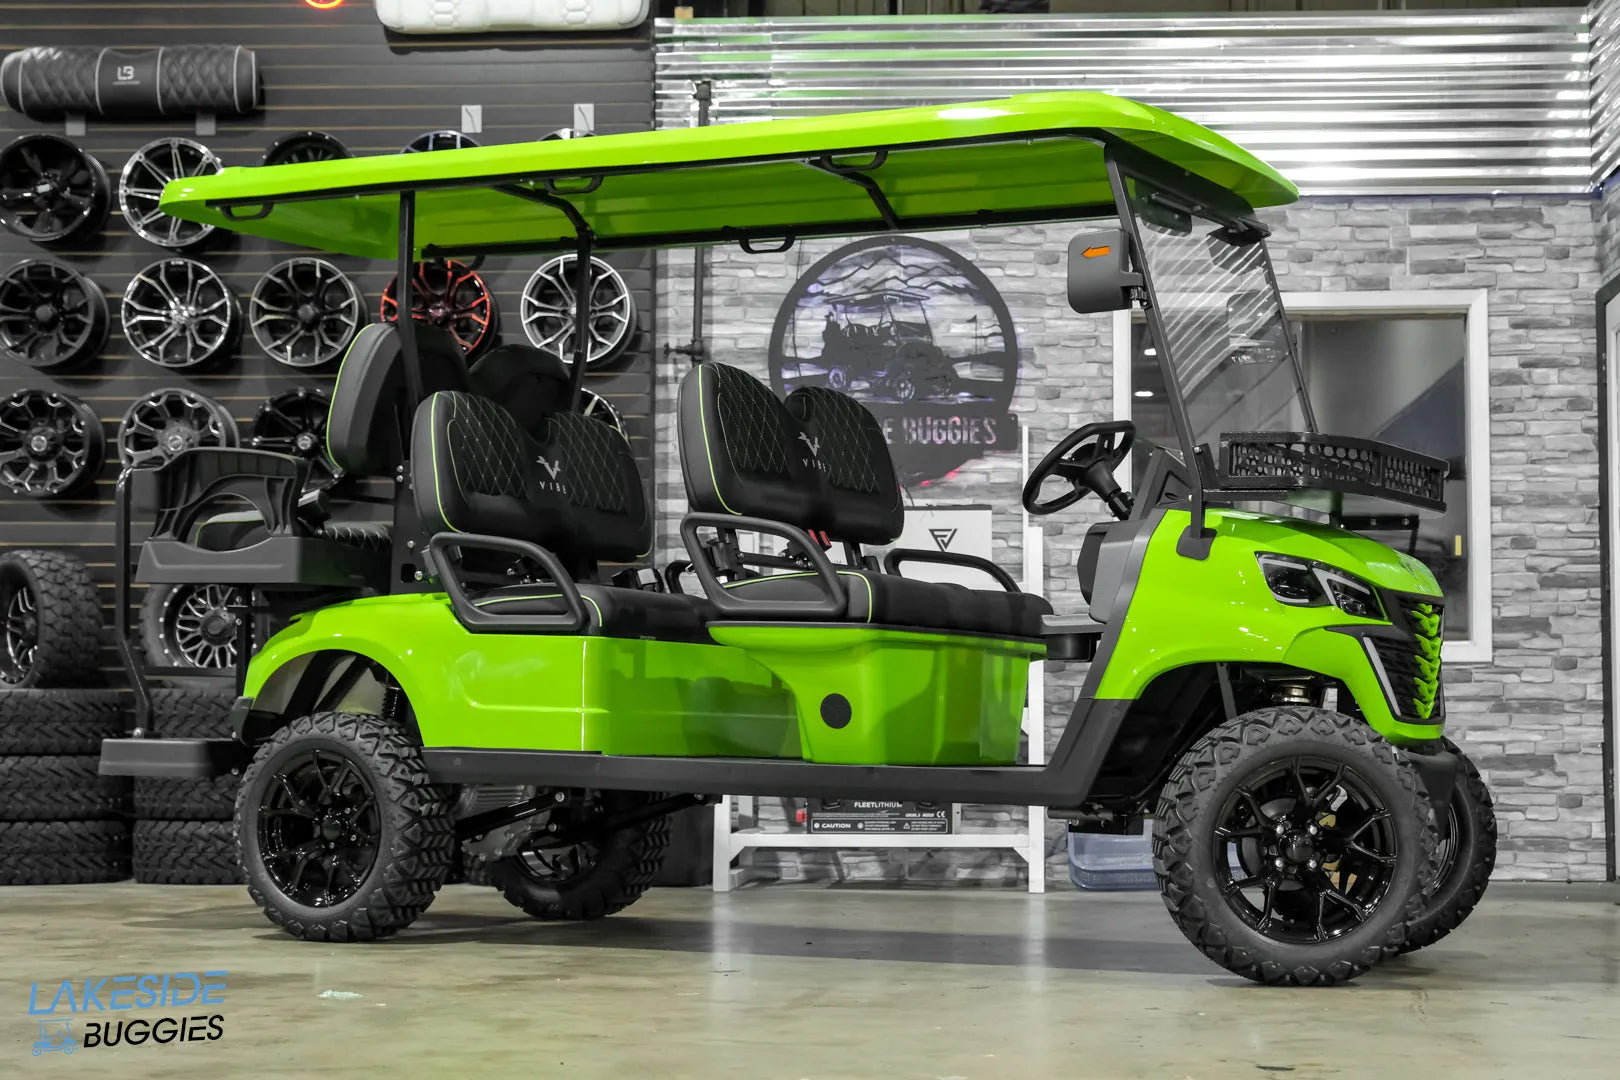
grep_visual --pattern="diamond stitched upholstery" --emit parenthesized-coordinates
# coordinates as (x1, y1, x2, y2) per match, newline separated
(787, 385, 903, 544)
(445, 394, 528, 500)
(540, 412, 651, 561)
(678, 362, 819, 526)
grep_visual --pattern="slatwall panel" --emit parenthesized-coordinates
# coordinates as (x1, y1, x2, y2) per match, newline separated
(655, 10, 1593, 194)
(0, 0, 655, 682)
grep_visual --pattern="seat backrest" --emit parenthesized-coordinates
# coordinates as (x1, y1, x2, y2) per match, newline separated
(467, 343, 572, 434)
(327, 322, 470, 477)
(677, 362, 903, 546)
(411, 389, 651, 571)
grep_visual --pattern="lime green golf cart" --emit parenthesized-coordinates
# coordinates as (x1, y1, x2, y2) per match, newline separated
(100, 91, 1494, 986)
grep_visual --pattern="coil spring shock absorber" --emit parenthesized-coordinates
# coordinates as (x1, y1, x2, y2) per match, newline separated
(1270, 677, 1322, 708)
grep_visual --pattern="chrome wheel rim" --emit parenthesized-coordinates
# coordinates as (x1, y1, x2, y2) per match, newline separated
(0, 571, 37, 685)
(119, 138, 222, 248)
(0, 260, 109, 370)
(118, 388, 238, 469)
(520, 255, 634, 369)
(578, 388, 626, 438)
(122, 259, 241, 369)
(0, 390, 105, 497)
(250, 258, 363, 368)
(161, 584, 242, 670)
(402, 130, 480, 153)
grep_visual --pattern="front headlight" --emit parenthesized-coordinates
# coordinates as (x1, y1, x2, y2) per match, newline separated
(1256, 554, 1385, 621)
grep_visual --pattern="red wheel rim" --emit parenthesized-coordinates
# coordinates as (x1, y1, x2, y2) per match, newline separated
(379, 260, 496, 358)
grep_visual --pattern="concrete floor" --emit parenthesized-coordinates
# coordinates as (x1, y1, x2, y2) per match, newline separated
(0, 882, 1616, 1079)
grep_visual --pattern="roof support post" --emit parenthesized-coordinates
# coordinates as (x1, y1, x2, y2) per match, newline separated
(568, 231, 593, 410)
(396, 190, 424, 405)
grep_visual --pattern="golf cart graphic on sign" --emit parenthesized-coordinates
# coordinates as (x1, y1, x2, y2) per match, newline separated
(32, 1019, 76, 1056)
(769, 235, 1020, 485)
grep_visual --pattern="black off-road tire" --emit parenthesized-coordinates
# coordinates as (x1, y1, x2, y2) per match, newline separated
(146, 687, 235, 739)
(1397, 738, 1496, 954)
(0, 819, 129, 884)
(237, 711, 455, 941)
(0, 688, 125, 754)
(488, 790, 670, 921)
(133, 819, 241, 884)
(1153, 707, 1440, 987)
(134, 773, 240, 820)
(0, 549, 104, 688)
(0, 754, 129, 820)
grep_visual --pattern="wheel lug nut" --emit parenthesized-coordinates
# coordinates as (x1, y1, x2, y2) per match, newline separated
(1307, 824, 1318, 836)
(1274, 822, 1287, 835)
(1307, 859, 1319, 869)
(1274, 858, 1285, 870)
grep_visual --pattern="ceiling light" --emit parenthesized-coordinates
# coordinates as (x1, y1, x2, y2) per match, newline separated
(1133, 389, 1153, 398)
(1143, 347, 1157, 356)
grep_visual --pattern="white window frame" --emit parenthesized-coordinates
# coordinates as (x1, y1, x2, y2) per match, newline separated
(1113, 289, 1492, 665)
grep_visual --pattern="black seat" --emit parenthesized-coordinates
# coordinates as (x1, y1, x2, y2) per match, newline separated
(676, 363, 1049, 638)
(410, 386, 710, 640)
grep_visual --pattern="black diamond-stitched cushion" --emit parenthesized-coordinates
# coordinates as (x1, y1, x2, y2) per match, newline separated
(327, 323, 470, 477)
(678, 361, 819, 527)
(538, 412, 651, 562)
(787, 385, 903, 545)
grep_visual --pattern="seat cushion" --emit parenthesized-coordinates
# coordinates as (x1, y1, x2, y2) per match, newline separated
(470, 584, 713, 643)
(725, 570, 1050, 638)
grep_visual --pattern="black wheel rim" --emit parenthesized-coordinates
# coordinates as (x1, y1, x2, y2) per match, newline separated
(119, 138, 222, 248)
(1212, 756, 1400, 945)
(160, 584, 242, 670)
(0, 260, 110, 370)
(510, 792, 605, 886)
(250, 258, 363, 368)
(263, 131, 350, 168)
(380, 260, 496, 358)
(0, 390, 106, 497)
(519, 255, 634, 369)
(250, 387, 341, 490)
(258, 749, 381, 908)
(402, 130, 480, 153)
(0, 568, 38, 685)
(122, 259, 241, 369)
(118, 388, 238, 469)
(0, 134, 109, 243)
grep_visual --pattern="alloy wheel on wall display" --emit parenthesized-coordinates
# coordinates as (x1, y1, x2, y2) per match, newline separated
(579, 388, 625, 438)
(520, 255, 635, 370)
(0, 260, 109, 370)
(0, 390, 106, 498)
(121, 259, 243, 370)
(249, 258, 364, 368)
(118, 137, 223, 249)
(380, 260, 498, 358)
(117, 388, 237, 470)
(262, 130, 350, 168)
(401, 130, 480, 153)
(250, 387, 341, 491)
(141, 583, 244, 674)
(0, 133, 111, 244)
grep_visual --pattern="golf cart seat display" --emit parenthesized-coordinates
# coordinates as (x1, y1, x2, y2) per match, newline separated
(97, 92, 1495, 986)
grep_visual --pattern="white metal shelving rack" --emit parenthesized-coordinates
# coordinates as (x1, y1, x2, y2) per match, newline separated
(712, 432, 1048, 893)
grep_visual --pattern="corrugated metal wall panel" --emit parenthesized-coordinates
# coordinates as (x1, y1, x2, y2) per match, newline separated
(655, 11, 1593, 194)
(1591, 0, 1620, 183)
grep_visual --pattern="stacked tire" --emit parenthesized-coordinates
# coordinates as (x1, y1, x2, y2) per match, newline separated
(0, 551, 131, 884)
(133, 689, 242, 884)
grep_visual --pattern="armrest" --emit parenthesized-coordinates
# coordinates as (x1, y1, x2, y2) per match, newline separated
(424, 533, 588, 635)
(680, 513, 847, 619)
(147, 448, 309, 544)
(881, 547, 1019, 592)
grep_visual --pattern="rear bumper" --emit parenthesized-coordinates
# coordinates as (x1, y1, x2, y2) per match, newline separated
(99, 738, 251, 779)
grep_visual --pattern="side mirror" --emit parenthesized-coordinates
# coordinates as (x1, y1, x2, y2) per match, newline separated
(1067, 230, 1141, 315)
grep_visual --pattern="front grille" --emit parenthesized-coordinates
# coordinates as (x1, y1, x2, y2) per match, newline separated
(1372, 597, 1444, 721)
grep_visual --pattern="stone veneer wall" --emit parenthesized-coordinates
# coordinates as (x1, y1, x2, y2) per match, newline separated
(654, 194, 1609, 884)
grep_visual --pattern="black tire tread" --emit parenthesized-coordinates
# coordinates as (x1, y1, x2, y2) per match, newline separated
(489, 792, 670, 922)
(134, 773, 240, 821)
(0, 820, 129, 884)
(1153, 706, 1440, 987)
(1398, 738, 1496, 953)
(0, 754, 129, 820)
(147, 687, 236, 739)
(0, 688, 125, 754)
(133, 819, 240, 884)
(0, 549, 104, 688)
(238, 711, 454, 941)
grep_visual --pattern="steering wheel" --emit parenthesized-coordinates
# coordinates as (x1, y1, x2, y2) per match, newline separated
(1022, 420, 1136, 518)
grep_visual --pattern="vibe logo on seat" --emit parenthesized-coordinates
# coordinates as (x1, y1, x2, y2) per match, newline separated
(536, 454, 563, 480)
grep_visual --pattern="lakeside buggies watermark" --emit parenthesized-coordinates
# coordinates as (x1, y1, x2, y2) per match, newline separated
(25, 971, 227, 1052)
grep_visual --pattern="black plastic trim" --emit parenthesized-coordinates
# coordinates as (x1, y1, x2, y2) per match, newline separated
(881, 547, 1019, 592)
(98, 737, 251, 779)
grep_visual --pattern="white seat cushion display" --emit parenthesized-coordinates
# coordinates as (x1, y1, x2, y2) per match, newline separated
(374, 0, 649, 32)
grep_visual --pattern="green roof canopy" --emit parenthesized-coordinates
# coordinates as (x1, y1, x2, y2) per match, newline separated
(159, 92, 1297, 261)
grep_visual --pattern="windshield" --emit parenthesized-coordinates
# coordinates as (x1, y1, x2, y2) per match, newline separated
(1128, 180, 1311, 448)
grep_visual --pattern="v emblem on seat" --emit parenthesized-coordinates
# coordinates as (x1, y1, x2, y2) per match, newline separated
(536, 455, 563, 480)
(797, 432, 821, 457)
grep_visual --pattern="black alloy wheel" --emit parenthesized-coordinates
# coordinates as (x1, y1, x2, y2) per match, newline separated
(118, 138, 223, 249)
(1212, 756, 1400, 944)
(250, 258, 364, 368)
(0, 133, 111, 244)
(250, 387, 340, 490)
(401, 131, 481, 153)
(117, 388, 238, 469)
(156, 584, 242, 671)
(0, 566, 39, 686)
(257, 747, 383, 909)
(578, 388, 626, 438)
(263, 131, 350, 168)
(0, 390, 106, 497)
(0, 260, 110, 371)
